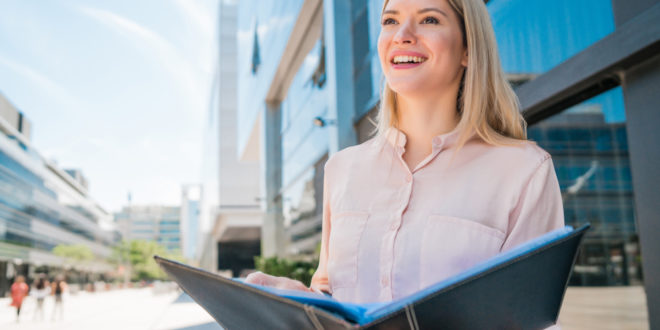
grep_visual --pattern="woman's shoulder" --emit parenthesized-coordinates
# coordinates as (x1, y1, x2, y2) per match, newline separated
(474, 139, 551, 170)
(325, 138, 379, 172)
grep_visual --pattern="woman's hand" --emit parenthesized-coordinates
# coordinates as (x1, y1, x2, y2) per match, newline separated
(244, 272, 312, 292)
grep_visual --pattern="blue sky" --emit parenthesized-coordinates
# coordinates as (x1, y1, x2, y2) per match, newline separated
(0, 0, 220, 212)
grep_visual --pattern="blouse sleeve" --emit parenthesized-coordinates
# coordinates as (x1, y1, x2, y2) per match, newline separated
(501, 155, 565, 252)
(310, 162, 332, 294)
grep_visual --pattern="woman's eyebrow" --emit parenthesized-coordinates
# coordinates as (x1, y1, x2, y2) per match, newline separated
(383, 8, 449, 18)
(418, 8, 449, 18)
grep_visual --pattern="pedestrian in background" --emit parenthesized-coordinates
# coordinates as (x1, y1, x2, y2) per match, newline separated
(51, 274, 67, 321)
(10, 275, 29, 322)
(32, 273, 51, 321)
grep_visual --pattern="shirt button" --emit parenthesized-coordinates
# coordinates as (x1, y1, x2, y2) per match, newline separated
(389, 222, 397, 231)
(381, 277, 389, 287)
(405, 174, 413, 183)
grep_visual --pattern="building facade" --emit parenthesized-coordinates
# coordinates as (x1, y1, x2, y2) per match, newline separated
(180, 184, 201, 261)
(114, 205, 181, 252)
(197, 0, 262, 275)
(236, 0, 659, 326)
(0, 93, 119, 296)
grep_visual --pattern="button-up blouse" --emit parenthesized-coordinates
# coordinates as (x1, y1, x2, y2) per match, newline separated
(310, 126, 565, 304)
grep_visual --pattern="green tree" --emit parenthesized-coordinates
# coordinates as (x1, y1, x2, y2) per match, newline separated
(52, 244, 94, 262)
(254, 256, 319, 287)
(110, 240, 184, 281)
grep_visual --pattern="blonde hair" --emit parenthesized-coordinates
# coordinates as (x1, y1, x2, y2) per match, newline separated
(376, 0, 527, 150)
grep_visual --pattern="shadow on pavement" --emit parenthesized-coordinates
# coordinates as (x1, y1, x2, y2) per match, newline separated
(173, 292, 195, 304)
(174, 322, 223, 330)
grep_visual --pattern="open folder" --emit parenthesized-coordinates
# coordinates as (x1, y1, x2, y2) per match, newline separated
(155, 224, 589, 330)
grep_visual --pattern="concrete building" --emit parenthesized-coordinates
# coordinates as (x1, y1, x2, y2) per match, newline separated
(114, 205, 181, 252)
(197, 0, 262, 275)
(180, 184, 201, 261)
(235, 0, 660, 326)
(0, 93, 119, 296)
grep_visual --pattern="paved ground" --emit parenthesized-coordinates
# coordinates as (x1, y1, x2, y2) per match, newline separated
(0, 285, 649, 329)
(0, 287, 220, 330)
(558, 286, 649, 330)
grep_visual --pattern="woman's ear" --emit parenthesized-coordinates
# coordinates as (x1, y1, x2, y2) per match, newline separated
(461, 49, 468, 67)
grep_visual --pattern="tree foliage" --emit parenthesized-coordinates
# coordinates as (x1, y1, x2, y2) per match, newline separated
(111, 240, 184, 281)
(254, 256, 318, 287)
(53, 244, 94, 262)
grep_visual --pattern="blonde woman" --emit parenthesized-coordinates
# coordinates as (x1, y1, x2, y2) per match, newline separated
(247, 0, 563, 325)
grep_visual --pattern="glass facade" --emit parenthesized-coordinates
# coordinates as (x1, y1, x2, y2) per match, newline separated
(283, 154, 326, 255)
(0, 109, 119, 296)
(0, 129, 117, 255)
(488, 0, 616, 77)
(528, 88, 640, 286)
(487, 0, 641, 287)
(281, 37, 330, 189)
(114, 206, 182, 252)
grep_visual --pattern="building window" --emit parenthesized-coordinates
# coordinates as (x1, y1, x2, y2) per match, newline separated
(528, 87, 639, 286)
(251, 22, 261, 75)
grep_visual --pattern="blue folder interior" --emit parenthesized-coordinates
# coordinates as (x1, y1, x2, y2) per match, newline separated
(249, 225, 575, 325)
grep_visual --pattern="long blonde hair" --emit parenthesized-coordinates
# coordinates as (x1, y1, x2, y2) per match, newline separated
(377, 0, 527, 150)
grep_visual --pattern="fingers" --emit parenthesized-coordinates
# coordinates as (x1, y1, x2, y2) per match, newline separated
(310, 283, 332, 296)
(244, 272, 272, 286)
(244, 272, 312, 292)
(275, 278, 311, 292)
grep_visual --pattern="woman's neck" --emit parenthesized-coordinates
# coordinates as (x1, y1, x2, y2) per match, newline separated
(396, 90, 460, 155)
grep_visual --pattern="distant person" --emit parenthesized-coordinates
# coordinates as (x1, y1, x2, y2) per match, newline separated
(51, 274, 67, 321)
(10, 275, 29, 322)
(32, 273, 51, 321)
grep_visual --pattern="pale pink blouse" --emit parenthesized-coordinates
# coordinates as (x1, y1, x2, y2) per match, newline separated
(311, 126, 565, 305)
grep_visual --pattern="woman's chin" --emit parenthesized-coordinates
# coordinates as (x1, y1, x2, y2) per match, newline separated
(389, 83, 432, 98)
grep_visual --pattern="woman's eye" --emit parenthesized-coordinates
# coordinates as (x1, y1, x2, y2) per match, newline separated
(382, 17, 396, 25)
(421, 16, 439, 24)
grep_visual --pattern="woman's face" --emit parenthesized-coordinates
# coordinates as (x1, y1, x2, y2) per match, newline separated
(378, 0, 467, 97)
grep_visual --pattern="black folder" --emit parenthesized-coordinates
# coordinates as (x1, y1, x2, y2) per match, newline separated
(155, 224, 589, 330)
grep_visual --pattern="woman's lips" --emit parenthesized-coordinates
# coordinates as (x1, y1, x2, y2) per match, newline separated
(391, 62, 424, 69)
(389, 52, 428, 70)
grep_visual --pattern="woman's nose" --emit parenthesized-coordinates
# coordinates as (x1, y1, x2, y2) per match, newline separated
(393, 21, 416, 45)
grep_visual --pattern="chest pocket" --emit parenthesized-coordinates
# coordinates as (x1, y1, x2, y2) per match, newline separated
(327, 211, 369, 289)
(419, 215, 505, 289)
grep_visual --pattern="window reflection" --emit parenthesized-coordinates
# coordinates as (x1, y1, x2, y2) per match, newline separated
(282, 154, 326, 255)
(528, 87, 640, 286)
(0, 133, 116, 256)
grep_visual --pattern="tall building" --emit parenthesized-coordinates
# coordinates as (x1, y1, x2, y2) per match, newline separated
(114, 205, 181, 252)
(0, 93, 119, 296)
(235, 0, 660, 326)
(180, 184, 201, 261)
(197, 0, 262, 276)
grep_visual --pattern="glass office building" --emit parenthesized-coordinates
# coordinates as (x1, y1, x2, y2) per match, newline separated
(114, 205, 182, 252)
(0, 95, 119, 296)
(488, 0, 639, 287)
(237, 0, 658, 325)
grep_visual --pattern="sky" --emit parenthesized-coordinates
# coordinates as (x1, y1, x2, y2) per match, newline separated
(0, 0, 220, 213)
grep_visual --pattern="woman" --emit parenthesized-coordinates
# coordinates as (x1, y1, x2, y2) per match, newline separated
(247, 0, 563, 311)
(51, 274, 67, 320)
(10, 275, 29, 322)
(32, 274, 50, 321)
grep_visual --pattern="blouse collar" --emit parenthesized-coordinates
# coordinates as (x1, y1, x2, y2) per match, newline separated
(382, 125, 465, 152)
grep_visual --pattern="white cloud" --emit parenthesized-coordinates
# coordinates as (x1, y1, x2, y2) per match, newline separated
(170, 0, 219, 75)
(0, 53, 84, 111)
(77, 6, 208, 116)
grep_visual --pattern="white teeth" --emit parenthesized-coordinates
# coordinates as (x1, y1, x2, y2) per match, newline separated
(392, 55, 426, 64)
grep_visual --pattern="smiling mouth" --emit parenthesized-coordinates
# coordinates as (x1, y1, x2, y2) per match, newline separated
(391, 55, 428, 64)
